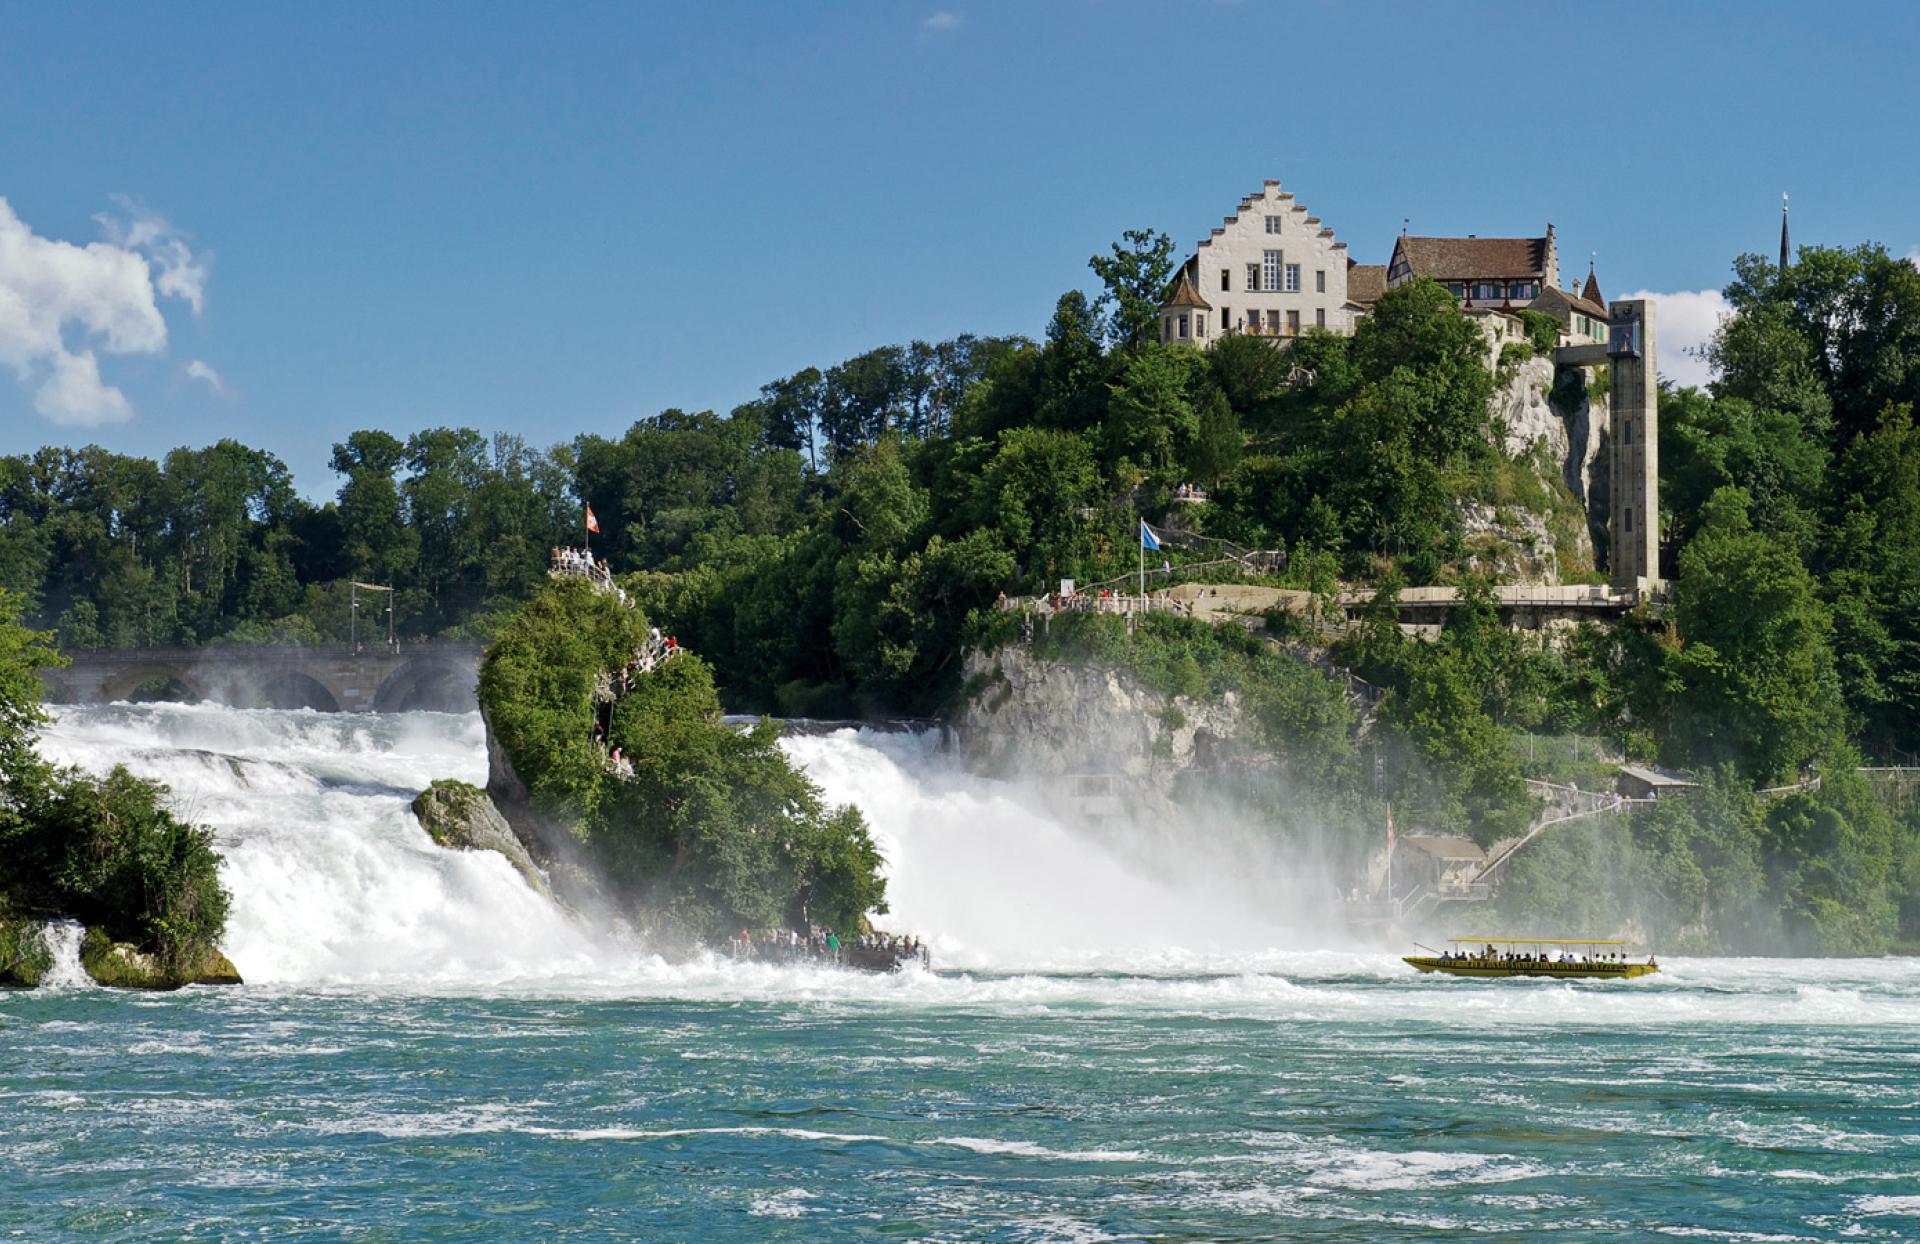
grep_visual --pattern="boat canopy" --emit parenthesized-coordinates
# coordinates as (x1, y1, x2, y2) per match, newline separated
(1449, 936, 1633, 945)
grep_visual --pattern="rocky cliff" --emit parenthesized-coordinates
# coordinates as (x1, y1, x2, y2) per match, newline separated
(476, 707, 623, 922)
(1483, 353, 1612, 582)
(953, 644, 1262, 804)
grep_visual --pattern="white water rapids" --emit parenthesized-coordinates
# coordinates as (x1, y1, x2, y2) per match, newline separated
(31, 703, 1920, 1029)
(34, 703, 1317, 984)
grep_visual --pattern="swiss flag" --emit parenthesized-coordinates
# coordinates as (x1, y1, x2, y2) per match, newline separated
(585, 505, 601, 534)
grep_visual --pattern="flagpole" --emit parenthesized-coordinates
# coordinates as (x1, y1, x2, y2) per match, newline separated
(1139, 520, 1145, 605)
(1386, 803, 1394, 908)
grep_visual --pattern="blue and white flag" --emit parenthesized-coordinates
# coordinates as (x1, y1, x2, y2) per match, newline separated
(1140, 520, 1162, 551)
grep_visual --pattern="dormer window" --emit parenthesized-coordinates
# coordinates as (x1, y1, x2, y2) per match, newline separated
(1265, 215, 1283, 234)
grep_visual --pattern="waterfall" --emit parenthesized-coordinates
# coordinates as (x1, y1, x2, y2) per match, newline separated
(36, 704, 1331, 987)
(39, 703, 614, 988)
(39, 919, 89, 988)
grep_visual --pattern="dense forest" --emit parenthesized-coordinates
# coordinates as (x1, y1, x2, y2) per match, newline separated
(5, 234, 1920, 950)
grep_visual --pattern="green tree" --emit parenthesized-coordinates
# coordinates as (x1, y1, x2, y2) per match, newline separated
(1106, 344, 1202, 470)
(330, 430, 420, 591)
(1670, 487, 1845, 781)
(1186, 386, 1242, 490)
(1088, 228, 1176, 352)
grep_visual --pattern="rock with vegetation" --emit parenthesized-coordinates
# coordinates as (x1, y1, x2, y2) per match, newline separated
(0, 917, 52, 988)
(411, 779, 552, 900)
(79, 926, 241, 990)
(479, 577, 887, 943)
(0, 591, 239, 988)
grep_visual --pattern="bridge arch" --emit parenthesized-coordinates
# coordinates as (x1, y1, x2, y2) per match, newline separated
(373, 657, 478, 714)
(247, 671, 343, 713)
(101, 663, 202, 705)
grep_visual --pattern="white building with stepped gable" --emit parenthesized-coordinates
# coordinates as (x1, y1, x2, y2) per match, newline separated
(1156, 180, 1353, 346)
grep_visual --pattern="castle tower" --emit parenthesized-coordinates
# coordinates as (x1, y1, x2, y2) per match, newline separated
(1607, 299, 1661, 592)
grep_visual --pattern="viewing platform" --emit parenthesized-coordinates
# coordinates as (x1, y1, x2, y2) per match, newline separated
(549, 547, 632, 608)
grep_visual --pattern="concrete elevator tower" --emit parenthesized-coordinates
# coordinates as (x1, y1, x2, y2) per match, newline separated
(1605, 298, 1660, 592)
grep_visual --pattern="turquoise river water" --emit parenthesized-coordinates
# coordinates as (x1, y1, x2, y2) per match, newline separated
(3, 704, 1917, 1241)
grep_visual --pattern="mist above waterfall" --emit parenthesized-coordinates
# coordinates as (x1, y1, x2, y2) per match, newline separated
(781, 729, 1351, 970)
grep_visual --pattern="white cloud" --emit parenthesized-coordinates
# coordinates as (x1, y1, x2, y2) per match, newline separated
(186, 359, 224, 394)
(94, 195, 210, 314)
(1622, 288, 1730, 390)
(1905, 245, 1919, 267)
(0, 195, 207, 426)
(921, 10, 963, 34)
(36, 350, 132, 424)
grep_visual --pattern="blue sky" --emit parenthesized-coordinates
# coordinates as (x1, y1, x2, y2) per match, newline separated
(3, 1, 1917, 494)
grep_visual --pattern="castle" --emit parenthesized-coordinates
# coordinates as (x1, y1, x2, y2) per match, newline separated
(1157, 180, 1609, 351)
(1156, 180, 1659, 594)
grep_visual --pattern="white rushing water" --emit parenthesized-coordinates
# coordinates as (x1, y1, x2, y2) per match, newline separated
(32, 704, 1920, 1027)
(37, 919, 90, 988)
(39, 703, 611, 987)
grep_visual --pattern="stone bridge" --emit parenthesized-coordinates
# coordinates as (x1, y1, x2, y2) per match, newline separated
(39, 641, 485, 714)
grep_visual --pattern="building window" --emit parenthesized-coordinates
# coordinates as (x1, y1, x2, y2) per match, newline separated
(1265, 215, 1283, 234)
(1162, 316, 1172, 343)
(1316, 307, 1326, 328)
(1509, 281, 1538, 300)
(1623, 419, 1632, 445)
(1471, 281, 1504, 301)
(1196, 312, 1206, 337)
(1316, 269, 1326, 293)
(1263, 251, 1283, 292)
(1284, 263, 1301, 292)
(1287, 309, 1301, 335)
(1179, 315, 1189, 339)
(1220, 268, 1230, 292)
(1246, 262, 1260, 292)
(1624, 508, 1633, 533)
(1220, 306, 1229, 333)
(1447, 282, 1467, 298)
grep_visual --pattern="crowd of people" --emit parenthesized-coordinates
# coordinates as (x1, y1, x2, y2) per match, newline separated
(1437, 945, 1654, 969)
(726, 927, 929, 970)
(550, 546, 631, 607)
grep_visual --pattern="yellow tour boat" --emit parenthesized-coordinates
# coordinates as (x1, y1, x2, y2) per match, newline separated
(1404, 937, 1659, 980)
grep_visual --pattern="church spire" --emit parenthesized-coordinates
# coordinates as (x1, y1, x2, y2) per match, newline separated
(1779, 193, 1791, 270)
